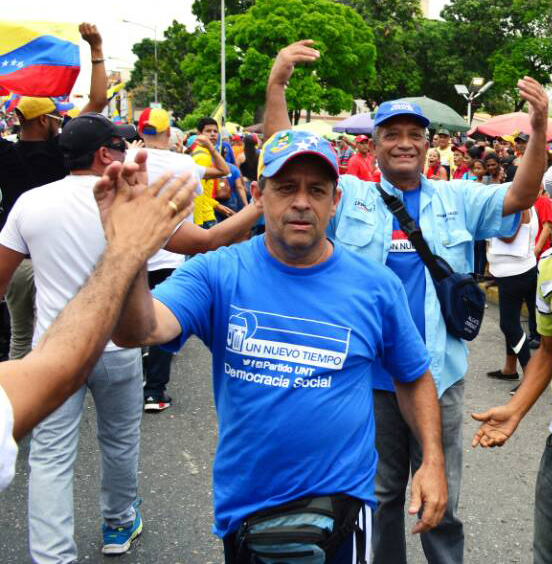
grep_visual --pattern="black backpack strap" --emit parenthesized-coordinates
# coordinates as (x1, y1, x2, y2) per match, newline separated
(375, 183, 447, 282)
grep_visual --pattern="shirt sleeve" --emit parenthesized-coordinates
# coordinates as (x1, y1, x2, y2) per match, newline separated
(381, 276, 431, 382)
(0, 384, 18, 492)
(0, 196, 29, 254)
(461, 181, 520, 240)
(151, 254, 214, 351)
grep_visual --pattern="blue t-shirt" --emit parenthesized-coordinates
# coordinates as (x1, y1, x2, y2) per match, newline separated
(374, 188, 426, 392)
(152, 235, 430, 537)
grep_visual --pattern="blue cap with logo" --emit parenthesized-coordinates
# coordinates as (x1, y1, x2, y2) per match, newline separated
(374, 100, 430, 128)
(258, 130, 339, 180)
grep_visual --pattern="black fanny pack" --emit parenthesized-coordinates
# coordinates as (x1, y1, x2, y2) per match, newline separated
(376, 184, 485, 341)
(231, 494, 366, 564)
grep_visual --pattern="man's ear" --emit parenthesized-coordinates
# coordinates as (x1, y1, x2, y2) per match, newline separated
(250, 181, 263, 210)
(97, 146, 113, 166)
(330, 186, 342, 218)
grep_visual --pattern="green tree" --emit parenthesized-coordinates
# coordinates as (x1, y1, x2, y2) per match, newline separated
(441, 0, 552, 113)
(127, 21, 196, 119)
(192, 0, 256, 26)
(182, 0, 376, 124)
(336, 0, 424, 107)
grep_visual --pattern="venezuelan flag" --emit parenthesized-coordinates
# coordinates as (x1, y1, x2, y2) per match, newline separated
(0, 21, 80, 97)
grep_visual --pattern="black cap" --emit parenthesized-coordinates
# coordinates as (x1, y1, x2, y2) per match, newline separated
(59, 112, 136, 158)
(515, 132, 530, 142)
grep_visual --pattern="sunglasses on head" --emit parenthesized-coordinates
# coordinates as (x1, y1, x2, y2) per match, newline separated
(103, 139, 127, 152)
(45, 113, 64, 124)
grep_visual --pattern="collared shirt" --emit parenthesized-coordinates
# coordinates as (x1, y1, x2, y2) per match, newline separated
(328, 174, 520, 396)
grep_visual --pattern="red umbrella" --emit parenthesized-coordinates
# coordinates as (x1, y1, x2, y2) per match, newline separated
(468, 112, 552, 141)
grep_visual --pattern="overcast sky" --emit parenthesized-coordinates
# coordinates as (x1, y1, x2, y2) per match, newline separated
(6, 0, 450, 96)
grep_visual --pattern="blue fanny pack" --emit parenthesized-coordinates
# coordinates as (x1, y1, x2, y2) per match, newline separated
(376, 184, 485, 341)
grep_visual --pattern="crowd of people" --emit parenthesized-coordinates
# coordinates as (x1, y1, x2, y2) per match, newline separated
(1, 27, 552, 564)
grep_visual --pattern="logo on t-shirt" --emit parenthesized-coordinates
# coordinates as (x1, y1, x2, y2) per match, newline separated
(354, 199, 375, 215)
(226, 306, 351, 370)
(390, 230, 415, 253)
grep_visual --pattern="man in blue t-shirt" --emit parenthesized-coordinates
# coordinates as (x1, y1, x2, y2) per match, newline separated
(111, 130, 447, 562)
(263, 41, 549, 564)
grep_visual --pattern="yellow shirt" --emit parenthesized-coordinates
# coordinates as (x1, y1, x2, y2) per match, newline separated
(192, 147, 219, 224)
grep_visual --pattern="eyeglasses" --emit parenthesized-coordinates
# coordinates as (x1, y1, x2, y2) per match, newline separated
(103, 139, 127, 153)
(45, 114, 64, 124)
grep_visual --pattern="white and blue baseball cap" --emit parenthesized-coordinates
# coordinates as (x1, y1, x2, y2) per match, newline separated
(374, 100, 430, 128)
(258, 130, 339, 180)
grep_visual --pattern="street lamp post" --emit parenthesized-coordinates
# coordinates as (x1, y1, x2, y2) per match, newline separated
(221, 0, 226, 123)
(122, 19, 158, 105)
(455, 78, 493, 125)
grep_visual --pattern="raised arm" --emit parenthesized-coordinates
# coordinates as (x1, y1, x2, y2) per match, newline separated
(263, 40, 320, 141)
(503, 77, 549, 216)
(0, 160, 194, 440)
(394, 371, 447, 534)
(78, 23, 108, 115)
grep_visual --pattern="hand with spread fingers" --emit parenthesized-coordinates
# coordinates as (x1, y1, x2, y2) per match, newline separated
(471, 405, 521, 448)
(408, 462, 448, 534)
(268, 39, 320, 88)
(93, 160, 196, 262)
(517, 76, 549, 134)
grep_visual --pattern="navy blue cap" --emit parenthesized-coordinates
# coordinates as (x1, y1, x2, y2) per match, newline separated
(374, 100, 430, 128)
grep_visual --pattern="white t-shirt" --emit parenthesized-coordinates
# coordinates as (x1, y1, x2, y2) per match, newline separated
(488, 207, 539, 278)
(0, 384, 18, 492)
(126, 148, 205, 272)
(0, 175, 123, 351)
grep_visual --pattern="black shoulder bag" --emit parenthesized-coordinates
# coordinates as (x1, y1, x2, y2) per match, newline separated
(376, 184, 485, 341)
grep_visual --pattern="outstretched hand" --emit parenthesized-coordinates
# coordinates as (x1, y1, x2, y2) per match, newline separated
(471, 405, 521, 448)
(93, 160, 196, 262)
(268, 40, 320, 88)
(517, 76, 549, 134)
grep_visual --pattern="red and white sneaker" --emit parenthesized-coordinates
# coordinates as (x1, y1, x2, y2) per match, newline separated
(144, 393, 172, 412)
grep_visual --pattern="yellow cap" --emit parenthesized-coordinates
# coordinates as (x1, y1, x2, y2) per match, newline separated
(15, 97, 56, 120)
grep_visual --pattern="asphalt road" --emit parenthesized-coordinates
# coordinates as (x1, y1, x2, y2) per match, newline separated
(0, 302, 549, 563)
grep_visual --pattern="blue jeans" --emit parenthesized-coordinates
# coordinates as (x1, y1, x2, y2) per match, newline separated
(372, 379, 464, 564)
(28, 348, 143, 563)
(534, 433, 552, 563)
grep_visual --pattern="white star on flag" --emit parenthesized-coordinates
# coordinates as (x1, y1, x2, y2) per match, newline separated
(306, 135, 319, 146)
(11, 59, 17, 66)
(295, 140, 310, 151)
(1, 60, 8, 67)
(16, 61, 23, 68)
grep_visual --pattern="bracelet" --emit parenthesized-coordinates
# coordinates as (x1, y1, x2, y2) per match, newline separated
(91, 59, 105, 64)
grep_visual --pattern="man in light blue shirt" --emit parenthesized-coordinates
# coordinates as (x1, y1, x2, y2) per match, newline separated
(263, 40, 550, 563)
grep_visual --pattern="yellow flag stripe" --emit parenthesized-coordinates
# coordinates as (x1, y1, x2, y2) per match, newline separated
(0, 21, 79, 54)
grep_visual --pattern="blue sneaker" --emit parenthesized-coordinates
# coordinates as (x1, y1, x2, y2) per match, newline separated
(102, 504, 143, 555)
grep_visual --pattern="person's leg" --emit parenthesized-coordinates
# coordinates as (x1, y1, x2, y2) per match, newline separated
(143, 269, 175, 408)
(89, 348, 143, 529)
(28, 385, 87, 564)
(524, 266, 538, 341)
(410, 379, 465, 564)
(5, 258, 35, 359)
(533, 434, 552, 564)
(372, 390, 411, 564)
(497, 274, 531, 369)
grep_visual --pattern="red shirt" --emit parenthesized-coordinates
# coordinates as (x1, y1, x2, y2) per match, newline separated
(535, 195, 552, 257)
(346, 153, 376, 181)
